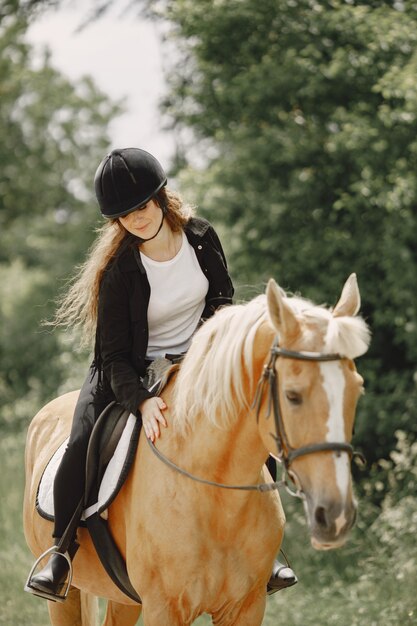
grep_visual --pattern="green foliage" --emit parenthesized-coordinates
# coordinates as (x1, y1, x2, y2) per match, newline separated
(146, 0, 417, 466)
(0, 13, 121, 430)
(360, 429, 417, 506)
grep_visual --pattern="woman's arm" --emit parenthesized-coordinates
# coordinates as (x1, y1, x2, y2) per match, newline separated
(201, 224, 235, 320)
(97, 268, 154, 416)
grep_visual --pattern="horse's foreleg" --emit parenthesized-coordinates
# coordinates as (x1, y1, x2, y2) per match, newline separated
(212, 590, 266, 626)
(81, 591, 99, 626)
(47, 586, 98, 626)
(102, 600, 142, 626)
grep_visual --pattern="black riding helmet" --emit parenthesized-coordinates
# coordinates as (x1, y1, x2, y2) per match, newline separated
(94, 148, 167, 218)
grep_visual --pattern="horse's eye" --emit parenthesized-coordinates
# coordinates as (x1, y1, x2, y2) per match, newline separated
(285, 390, 302, 405)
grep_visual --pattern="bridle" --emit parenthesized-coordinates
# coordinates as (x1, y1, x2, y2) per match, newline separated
(147, 338, 363, 499)
(251, 338, 365, 497)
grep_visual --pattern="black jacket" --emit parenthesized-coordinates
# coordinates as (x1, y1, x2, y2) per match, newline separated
(93, 217, 234, 417)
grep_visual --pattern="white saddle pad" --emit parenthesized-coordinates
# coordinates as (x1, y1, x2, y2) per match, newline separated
(36, 413, 137, 521)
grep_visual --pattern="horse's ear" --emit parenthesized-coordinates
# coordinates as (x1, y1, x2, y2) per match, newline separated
(333, 273, 361, 318)
(266, 279, 300, 339)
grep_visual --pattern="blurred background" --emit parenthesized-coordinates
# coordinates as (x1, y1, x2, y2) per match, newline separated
(0, 0, 416, 624)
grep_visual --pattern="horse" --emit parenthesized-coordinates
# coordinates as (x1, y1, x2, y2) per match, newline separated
(23, 274, 370, 626)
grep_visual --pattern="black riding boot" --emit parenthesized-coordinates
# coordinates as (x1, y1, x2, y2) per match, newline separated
(267, 559, 298, 594)
(29, 538, 79, 599)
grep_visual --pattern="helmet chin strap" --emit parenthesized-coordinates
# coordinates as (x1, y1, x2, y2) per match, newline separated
(135, 206, 166, 244)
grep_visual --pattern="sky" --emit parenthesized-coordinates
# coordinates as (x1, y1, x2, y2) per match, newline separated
(27, 1, 175, 167)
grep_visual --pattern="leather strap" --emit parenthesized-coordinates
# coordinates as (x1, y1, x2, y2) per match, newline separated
(147, 437, 280, 492)
(86, 514, 141, 604)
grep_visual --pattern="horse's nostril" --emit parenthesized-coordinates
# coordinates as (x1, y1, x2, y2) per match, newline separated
(315, 506, 328, 529)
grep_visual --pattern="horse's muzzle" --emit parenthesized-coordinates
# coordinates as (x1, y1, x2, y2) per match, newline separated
(306, 497, 357, 550)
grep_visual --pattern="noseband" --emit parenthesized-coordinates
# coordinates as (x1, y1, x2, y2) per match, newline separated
(147, 338, 363, 498)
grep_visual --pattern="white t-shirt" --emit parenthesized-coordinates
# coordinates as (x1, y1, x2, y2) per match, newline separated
(140, 232, 209, 359)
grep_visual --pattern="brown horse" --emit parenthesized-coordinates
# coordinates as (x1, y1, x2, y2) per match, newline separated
(23, 274, 370, 625)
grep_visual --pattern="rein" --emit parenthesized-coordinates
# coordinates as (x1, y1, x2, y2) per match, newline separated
(147, 339, 363, 498)
(146, 437, 279, 492)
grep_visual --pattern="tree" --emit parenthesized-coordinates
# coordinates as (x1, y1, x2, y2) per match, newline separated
(0, 10, 121, 429)
(143, 0, 417, 464)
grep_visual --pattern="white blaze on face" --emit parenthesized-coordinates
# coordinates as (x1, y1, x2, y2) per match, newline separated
(319, 362, 350, 515)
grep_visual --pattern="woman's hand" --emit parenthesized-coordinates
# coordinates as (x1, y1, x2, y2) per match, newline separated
(139, 397, 167, 442)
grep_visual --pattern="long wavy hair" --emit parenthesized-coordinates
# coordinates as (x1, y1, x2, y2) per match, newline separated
(49, 188, 194, 347)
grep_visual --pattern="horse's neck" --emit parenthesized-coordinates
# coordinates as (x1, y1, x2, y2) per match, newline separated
(163, 330, 272, 488)
(168, 408, 268, 490)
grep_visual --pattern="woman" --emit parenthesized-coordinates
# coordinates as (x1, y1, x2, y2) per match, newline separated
(27, 147, 296, 601)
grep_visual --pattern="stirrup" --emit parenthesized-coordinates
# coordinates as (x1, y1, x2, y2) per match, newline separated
(24, 546, 73, 603)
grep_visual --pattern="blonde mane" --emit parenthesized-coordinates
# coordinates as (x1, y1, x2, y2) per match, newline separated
(173, 292, 370, 431)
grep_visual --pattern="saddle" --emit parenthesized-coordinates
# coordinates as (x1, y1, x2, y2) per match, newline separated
(35, 358, 179, 604)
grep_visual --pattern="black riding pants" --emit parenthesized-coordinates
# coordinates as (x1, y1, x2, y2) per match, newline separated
(53, 367, 107, 538)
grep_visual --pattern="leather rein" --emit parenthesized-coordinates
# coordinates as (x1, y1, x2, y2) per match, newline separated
(147, 338, 363, 498)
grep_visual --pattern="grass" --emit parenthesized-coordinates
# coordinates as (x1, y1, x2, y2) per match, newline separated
(1, 431, 416, 625)
(0, 431, 49, 625)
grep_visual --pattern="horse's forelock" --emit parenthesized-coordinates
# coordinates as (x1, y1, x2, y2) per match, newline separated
(286, 298, 370, 358)
(325, 315, 371, 358)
